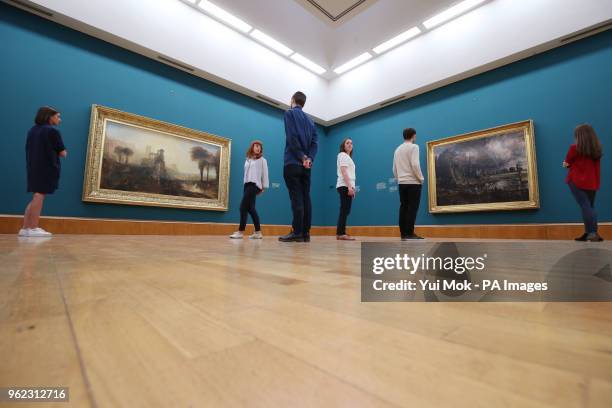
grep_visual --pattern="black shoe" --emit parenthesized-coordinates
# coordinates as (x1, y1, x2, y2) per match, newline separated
(574, 233, 588, 242)
(303, 233, 310, 242)
(278, 232, 305, 242)
(586, 233, 604, 242)
(401, 234, 424, 241)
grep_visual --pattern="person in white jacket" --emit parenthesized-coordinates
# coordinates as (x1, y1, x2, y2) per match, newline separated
(230, 140, 269, 239)
(393, 128, 425, 240)
(336, 138, 356, 240)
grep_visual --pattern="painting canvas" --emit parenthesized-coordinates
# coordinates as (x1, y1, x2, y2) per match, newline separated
(83, 105, 230, 211)
(426, 120, 539, 213)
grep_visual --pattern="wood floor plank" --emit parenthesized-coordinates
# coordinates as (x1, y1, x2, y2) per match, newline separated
(191, 340, 396, 407)
(444, 323, 612, 380)
(112, 281, 255, 359)
(0, 241, 65, 323)
(588, 378, 612, 408)
(221, 304, 583, 408)
(0, 316, 91, 408)
(67, 297, 230, 407)
(60, 265, 256, 359)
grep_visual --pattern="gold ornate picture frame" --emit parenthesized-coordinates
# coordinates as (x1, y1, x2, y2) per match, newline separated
(426, 120, 539, 213)
(82, 105, 231, 211)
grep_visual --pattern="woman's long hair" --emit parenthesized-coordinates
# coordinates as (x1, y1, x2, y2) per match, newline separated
(575, 124, 602, 160)
(339, 138, 353, 158)
(246, 140, 263, 159)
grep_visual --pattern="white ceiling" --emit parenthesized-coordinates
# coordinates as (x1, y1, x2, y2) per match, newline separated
(210, 0, 458, 72)
(4, 0, 612, 125)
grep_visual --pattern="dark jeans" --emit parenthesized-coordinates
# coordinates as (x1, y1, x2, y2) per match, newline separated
(399, 184, 422, 237)
(239, 182, 261, 231)
(568, 182, 598, 233)
(283, 164, 311, 236)
(336, 186, 353, 236)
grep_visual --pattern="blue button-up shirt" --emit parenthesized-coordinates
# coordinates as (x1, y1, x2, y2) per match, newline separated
(283, 106, 318, 166)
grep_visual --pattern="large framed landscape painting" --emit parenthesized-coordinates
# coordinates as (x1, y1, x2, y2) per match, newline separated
(82, 105, 231, 211)
(426, 120, 539, 213)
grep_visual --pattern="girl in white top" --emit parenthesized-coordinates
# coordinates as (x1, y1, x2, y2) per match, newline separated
(336, 138, 356, 240)
(230, 140, 269, 239)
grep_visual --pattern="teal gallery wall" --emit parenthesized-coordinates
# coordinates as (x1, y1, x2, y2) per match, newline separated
(1, 2, 610, 227)
(321, 28, 611, 226)
(0, 2, 327, 226)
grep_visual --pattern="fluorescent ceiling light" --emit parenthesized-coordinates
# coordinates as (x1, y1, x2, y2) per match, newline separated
(290, 53, 326, 75)
(373, 27, 421, 54)
(334, 52, 372, 74)
(198, 0, 252, 33)
(423, 0, 487, 29)
(250, 29, 293, 56)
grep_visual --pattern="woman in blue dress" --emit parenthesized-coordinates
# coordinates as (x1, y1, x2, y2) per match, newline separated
(19, 106, 67, 237)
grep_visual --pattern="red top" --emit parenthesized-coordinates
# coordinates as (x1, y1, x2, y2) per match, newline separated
(565, 144, 600, 190)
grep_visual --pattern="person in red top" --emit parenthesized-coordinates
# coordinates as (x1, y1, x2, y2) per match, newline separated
(563, 124, 603, 242)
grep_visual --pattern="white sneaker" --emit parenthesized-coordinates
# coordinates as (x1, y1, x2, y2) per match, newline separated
(249, 231, 263, 239)
(18, 228, 30, 237)
(229, 231, 244, 239)
(28, 228, 52, 237)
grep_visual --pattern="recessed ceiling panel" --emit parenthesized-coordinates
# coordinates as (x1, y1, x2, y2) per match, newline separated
(294, 0, 378, 25)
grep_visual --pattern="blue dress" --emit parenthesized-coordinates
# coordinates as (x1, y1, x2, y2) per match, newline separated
(26, 125, 65, 194)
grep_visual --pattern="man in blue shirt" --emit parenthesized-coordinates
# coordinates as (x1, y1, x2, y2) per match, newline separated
(279, 91, 318, 242)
